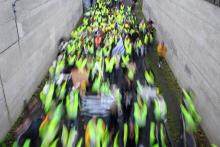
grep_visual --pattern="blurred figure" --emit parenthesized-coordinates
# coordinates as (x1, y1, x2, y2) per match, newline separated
(154, 95, 167, 122)
(109, 104, 119, 141)
(90, 0, 95, 6)
(145, 69, 155, 86)
(85, 116, 97, 147)
(122, 92, 132, 122)
(113, 0, 119, 7)
(95, 33, 102, 49)
(181, 89, 201, 133)
(147, 19, 154, 33)
(128, 119, 136, 147)
(139, 19, 146, 35)
(144, 32, 149, 55)
(131, 0, 137, 11)
(157, 41, 167, 68)
(85, 116, 106, 147)
(15, 117, 42, 147)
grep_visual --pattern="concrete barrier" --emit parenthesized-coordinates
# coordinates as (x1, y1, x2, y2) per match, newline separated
(142, 0, 220, 145)
(0, 0, 83, 140)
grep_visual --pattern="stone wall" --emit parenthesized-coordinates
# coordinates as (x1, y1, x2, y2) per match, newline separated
(143, 0, 220, 145)
(0, 0, 83, 139)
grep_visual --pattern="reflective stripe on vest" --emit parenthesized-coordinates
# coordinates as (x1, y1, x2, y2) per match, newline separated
(128, 68, 135, 80)
(76, 138, 83, 147)
(92, 75, 101, 93)
(67, 128, 77, 147)
(50, 138, 58, 147)
(160, 124, 167, 147)
(135, 123, 139, 145)
(66, 89, 79, 119)
(102, 128, 109, 147)
(154, 99, 161, 121)
(67, 55, 76, 66)
(145, 70, 154, 85)
(49, 65, 55, 79)
(23, 139, 31, 147)
(144, 34, 149, 45)
(61, 125, 68, 147)
(149, 34, 153, 44)
(180, 104, 197, 132)
(150, 122, 156, 146)
(122, 55, 130, 67)
(45, 82, 55, 112)
(123, 123, 128, 147)
(59, 80, 67, 99)
(101, 82, 110, 95)
(113, 131, 119, 147)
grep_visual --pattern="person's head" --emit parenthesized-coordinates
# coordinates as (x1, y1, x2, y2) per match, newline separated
(148, 19, 153, 25)
(92, 115, 97, 123)
(161, 41, 164, 46)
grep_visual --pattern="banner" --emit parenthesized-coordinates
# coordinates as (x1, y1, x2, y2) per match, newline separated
(81, 95, 115, 117)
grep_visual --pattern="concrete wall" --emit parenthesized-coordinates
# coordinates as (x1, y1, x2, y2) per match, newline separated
(143, 0, 220, 145)
(0, 0, 83, 140)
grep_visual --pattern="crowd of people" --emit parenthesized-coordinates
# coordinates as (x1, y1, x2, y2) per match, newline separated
(85, 0, 138, 11)
(12, 0, 202, 147)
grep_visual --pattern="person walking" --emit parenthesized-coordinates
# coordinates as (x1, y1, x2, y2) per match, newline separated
(156, 41, 167, 68)
(131, 0, 138, 11)
(113, 0, 119, 7)
(90, 0, 96, 7)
